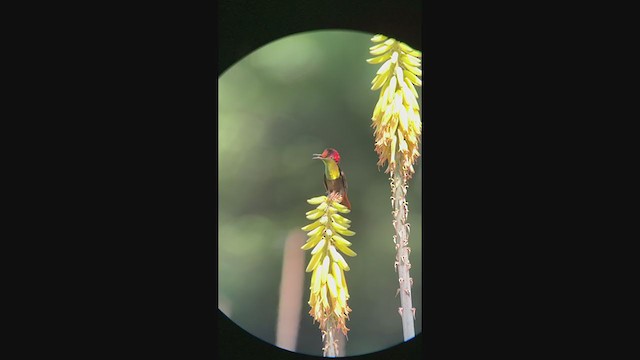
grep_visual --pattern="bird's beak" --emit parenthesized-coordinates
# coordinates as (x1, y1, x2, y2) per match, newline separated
(312, 153, 323, 160)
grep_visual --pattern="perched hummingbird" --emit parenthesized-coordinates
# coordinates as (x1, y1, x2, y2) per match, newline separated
(312, 148, 351, 210)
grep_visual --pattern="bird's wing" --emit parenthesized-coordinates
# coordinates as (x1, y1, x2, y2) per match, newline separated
(340, 169, 348, 192)
(323, 175, 329, 193)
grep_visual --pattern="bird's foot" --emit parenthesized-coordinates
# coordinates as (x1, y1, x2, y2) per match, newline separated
(327, 191, 343, 204)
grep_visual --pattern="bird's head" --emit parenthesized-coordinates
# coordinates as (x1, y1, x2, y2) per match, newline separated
(312, 148, 341, 164)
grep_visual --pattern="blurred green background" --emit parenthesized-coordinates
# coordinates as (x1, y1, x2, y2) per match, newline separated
(218, 30, 422, 356)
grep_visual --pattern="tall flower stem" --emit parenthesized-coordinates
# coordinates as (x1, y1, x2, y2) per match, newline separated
(322, 317, 338, 357)
(391, 153, 415, 340)
(367, 34, 421, 341)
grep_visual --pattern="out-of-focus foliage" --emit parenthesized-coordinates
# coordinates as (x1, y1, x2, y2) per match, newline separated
(218, 30, 422, 357)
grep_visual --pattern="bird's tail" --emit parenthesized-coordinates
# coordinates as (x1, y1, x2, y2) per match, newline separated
(341, 192, 352, 210)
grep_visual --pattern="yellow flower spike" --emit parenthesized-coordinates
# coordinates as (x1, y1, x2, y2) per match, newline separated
(398, 131, 409, 153)
(330, 213, 351, 225)
(372, 98, 383, 121)
(305, 208, 323, 219)
(390, 51, 399, 64)
(368, 34, 422, 178)
(306, 225, 324, 238)
(307, 196, 327, 205)
(341, 270, 349, 297)
(321, 284, 329, 308)
(403, 85, 419, 110)
(331, 220, 350, 231)
(300, 233, 323, 250)
(332, 262, 343, 287)
(371, 34, 388, 42)
(331, 234, 352, 247)
(398, 41, 417, 54)
(390, 113, 400, 135)
(376, 59, 394, 75)
(386, 76, 398, 103)
(395, 73, 407, 93)
(338, 288, 347, 308)
(333, 225, 355, 237)
(408, 49, 422, 57)
(369, 43, 391, 56)
(398, 104, 409, 133)
(337, 257, 350, 271)
(303, 195, 356, 339)
(394, 66, 404, 83)
(406, 129, 417, 146)
(366, 52, 392, 64)
(331, 202, 350, 214)
(405, 70, 422, 87)
(380, 108, 393, 128)
(404, 64, 422, 77)
(370, 74, 388, 91)
(310, 237, 326, 255)
(401, 53, 422, 67)
(313, 271, 322, 294)
(306, 249, 324, 272)
(309, 267, 316, 289)
(378, 81, 391, 107)
(301, 219, 322, 232)
(310, 266, 321, 292)
(404, 78, 419, 99)
(411, 110, 422, 134)
(329, 245, 350, 271)
(389, 134, 397, 168)
(369, 41, 389, 52)
(320, 255, 330, 284)
(327, 274, 338, 298)
(393, 89, 403, 109)
(328, 245, 340, 260)
(334, 240, 357, 257)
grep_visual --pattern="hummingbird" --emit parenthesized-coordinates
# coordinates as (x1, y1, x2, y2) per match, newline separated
(312, 148, 351, 210)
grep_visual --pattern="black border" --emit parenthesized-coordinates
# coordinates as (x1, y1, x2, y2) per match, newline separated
(34, 0, 601, 357)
